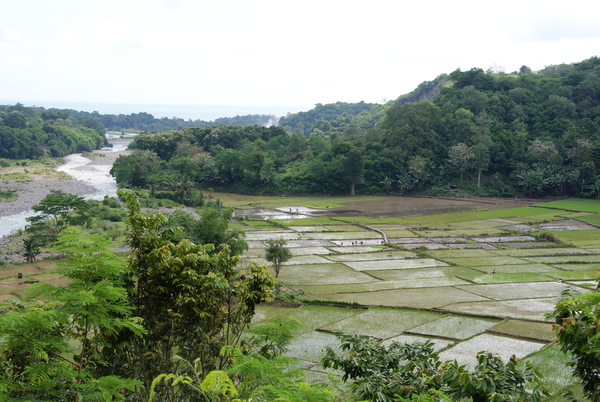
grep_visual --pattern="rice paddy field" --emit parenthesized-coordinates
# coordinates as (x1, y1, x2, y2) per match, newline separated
(241, 196, 600, 400)
(3, 195, 599, 399)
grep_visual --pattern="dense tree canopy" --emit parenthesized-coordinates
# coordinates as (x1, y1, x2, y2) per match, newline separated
(0, 104, 107, 159)
(109, 56, 600, 198)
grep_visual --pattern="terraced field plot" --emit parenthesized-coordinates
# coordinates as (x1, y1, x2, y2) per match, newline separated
(4, 194, 595, 399)
(324, 250, 415, 262)
(407, 316, 499, 340)
(278, 263, 376, 286)
(210, 198, 600, 396)
(319, 307, 442, 339)
(488, 319, 555, 342)
(443, 298, 558, 320)
(343, 258, 449, 271)
(438, 334, 546, 368)
(455, 282, 568, 300)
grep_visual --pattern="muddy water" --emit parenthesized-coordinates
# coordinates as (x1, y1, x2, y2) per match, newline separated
(321, 197, 535, 218)
(241, 197, 537, 220)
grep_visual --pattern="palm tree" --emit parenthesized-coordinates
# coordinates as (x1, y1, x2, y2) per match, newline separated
(396, 171, 415, 195)
(379, 176, 394, 194)
(166, 175, 197, 204)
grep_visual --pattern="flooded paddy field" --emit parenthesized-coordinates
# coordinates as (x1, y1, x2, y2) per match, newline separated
(236, 196, 600, 397)
(3, 190, 598, 398)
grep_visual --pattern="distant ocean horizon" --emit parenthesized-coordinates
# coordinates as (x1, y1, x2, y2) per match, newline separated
(0, 100, 309, 121)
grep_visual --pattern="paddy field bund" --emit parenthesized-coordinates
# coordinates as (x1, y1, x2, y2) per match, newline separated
(238, 197, 600, 396)
(3, 195, 600, 397)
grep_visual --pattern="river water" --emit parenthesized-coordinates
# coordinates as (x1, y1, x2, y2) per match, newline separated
(0, 138, 130, 237)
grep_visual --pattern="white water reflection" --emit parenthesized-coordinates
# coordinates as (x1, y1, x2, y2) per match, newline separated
(56, 155, 118, 201)
(0, 139, 130, 237)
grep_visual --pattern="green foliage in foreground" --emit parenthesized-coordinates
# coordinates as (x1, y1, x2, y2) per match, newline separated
(0, 230, 144, 401)
(321, 333, 549, 402)
(551, 284, 600, 401)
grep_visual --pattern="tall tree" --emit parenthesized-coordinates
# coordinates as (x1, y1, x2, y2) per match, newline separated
(108, 189, 276, 401)
(471, 113, 492, 188)
(448, 143, 474, 183)
(265, 239, 292, 278)
(344, 148, 364, 196)
(25, 190, 87, 245)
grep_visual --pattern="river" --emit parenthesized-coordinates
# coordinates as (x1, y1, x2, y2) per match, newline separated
(0, 137, 131, 237)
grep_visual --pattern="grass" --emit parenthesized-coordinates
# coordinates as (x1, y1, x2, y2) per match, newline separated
(533, 199, 600, 213)
(523, 343, 581, 395)
(0, 172, 31, 181)
(488, 320, 555, 342)
(0, 189, 17, 201)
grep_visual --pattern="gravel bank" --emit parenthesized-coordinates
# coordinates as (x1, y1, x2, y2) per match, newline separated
(0, 144, 130, 217)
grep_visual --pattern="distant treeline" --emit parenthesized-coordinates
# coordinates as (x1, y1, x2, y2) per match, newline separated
(111, 56, 600, 198)
(0, 103, 277, 159)
(51, 109, 276, 133)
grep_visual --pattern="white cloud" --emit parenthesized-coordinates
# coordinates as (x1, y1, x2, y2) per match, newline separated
(0, 0, 599, 112)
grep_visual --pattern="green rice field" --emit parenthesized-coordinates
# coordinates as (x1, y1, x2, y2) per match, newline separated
(3, 194, 597, 399)
(234, 196, 600, 399)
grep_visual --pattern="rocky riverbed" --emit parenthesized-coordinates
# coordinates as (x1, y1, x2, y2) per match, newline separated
(1, 141, 129, 217)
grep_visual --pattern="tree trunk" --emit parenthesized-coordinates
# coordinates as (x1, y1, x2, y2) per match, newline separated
(478, 170, 481, 188)
(350, 182, 356, 196)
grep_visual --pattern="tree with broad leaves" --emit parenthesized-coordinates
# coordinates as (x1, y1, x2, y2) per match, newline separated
(25, 190, 87, 246)
(101, 189, 277, 402)
(321, 333, 548, 402)
(265, 238, 292, 278)
(448, 143, 474, 183)
(379, 175, 394, 194)
(0, 229, 144, 401)
(550, 285, 600, 401)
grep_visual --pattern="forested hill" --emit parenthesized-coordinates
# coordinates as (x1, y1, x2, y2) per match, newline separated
(114, 56, 600, 198)
(278, 74, 451, 137)
(0, 104, 106, 159)
(48, 109, 276, 134)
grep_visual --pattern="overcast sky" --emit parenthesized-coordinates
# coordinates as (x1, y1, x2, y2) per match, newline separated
(1, 0, 599, 116)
